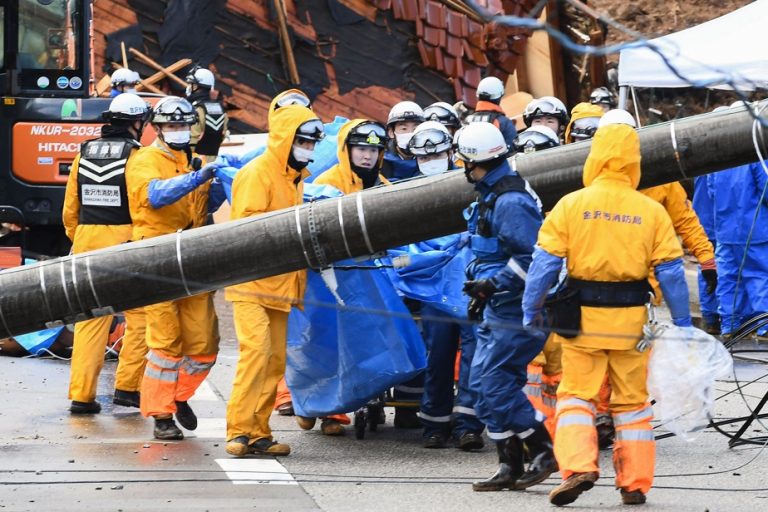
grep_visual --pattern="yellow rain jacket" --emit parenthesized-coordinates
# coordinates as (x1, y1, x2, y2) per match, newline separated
(225, 105, 319, 311)
(126, 140, 196, 240)
(564, 102, 604, 144)
(640, 182, 714, 263)
(537, 124, 683, 350)
(314, 119, 390, 194)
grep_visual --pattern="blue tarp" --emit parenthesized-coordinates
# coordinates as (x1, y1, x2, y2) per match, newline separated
(286, 263, 426, 417)
(381, 234, 473, 319)
(14, 326, 64, 356)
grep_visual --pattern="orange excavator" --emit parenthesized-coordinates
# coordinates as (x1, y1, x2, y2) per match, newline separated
(0, 0, 147, 256)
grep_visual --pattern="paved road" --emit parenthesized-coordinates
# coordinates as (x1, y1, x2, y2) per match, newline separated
(2, 294, 768, 511)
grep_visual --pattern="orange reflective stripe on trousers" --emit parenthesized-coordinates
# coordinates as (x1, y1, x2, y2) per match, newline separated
(612, 405, 655, 493)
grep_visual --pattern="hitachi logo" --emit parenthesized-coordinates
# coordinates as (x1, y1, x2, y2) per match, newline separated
(38, 142, 79, 153)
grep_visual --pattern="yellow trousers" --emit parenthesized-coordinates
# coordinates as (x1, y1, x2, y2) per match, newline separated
(555, 343, 654, 494)
(226, 302, 288, 442)
(69, 316, 113, 402)
(115, 308, 147, 392)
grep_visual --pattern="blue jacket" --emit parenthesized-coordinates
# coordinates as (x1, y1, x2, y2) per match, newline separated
(465, 161, 542, 299)
(692, 176, 715, 240)
(381, 150, 419, 182)
(706, 162, 768, 244)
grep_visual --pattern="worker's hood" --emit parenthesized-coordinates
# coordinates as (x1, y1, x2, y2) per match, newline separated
(564, 102, 604, 144)
(582, 124, 640, 189)
(268, 89, 311, 127)
(265, 105, 320, 171)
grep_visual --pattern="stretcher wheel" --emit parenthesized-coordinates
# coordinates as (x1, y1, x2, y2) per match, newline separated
(354, 410, 367, 439)
(367, 404, 380, 432)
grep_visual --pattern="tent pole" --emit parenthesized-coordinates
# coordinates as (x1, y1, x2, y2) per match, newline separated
(618, 85, 628, 110)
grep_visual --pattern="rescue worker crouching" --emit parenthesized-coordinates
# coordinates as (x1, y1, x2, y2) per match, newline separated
(185, 66, 229, 162)
(465, 76, 517, 147)
(456, 122, 557, 491)
(380, 101, 424, 181)
(224, 104, 324, 457)
(407, 121, 486, 450)
(125, 96, 221, 440)
(293, 119, 389, 436)
(522, 113, 692, 507)
(63, 93, 150, 414)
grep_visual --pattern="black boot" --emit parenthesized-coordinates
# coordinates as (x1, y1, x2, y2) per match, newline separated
(517, 423, 558, 489)
(472, 437, 524, 492)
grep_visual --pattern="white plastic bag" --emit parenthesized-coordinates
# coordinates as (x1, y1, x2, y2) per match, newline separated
(646, 324, 733, 441)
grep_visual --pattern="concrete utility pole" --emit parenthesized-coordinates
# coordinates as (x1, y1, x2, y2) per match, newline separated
(0, 103, 765, 337)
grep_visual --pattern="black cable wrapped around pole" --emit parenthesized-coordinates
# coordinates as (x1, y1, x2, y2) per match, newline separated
(0, 102, 766, 338)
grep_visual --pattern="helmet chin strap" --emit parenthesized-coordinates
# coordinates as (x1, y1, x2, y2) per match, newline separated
(464, 163, 477, 184)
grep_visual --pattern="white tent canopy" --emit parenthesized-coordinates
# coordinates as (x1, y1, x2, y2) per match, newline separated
(618, 0, 768, 90)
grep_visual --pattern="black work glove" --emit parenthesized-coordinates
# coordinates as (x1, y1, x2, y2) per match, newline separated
(463, 279, 498, 300)
(467, 297, 487, 322)
(702, 268, 718, 295)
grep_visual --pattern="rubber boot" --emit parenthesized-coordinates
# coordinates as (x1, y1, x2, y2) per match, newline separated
(472, 437, 524, 492)
(517, 423, 558, 489)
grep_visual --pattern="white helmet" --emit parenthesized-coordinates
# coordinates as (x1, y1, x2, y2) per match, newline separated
(111, 68, 139, 87)
(387, 101, 424, 127)
(523, 96, 569, 127)
(103, 93, 151, 122)
(151, 96, 197, 125)
(454, 122, 508, 163)
(408, 121, 452, 156)
(598, 109, 636, 128)
(589, 86, 617, 108)
(513, 125, 560, 154)
(477, 76, 504, 101)
(423, 102, 461, 129)
(186, 67, 215, 89)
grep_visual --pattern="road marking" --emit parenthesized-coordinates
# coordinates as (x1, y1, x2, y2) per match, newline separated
(215, 458, 298, 485)
(189, 417, 226, 439)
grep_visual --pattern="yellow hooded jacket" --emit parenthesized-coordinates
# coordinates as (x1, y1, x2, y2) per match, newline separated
(314, 119, 390, 194)
(537, 124, 683, 350)
(224, 105, 319, 311)
(564, 102, 604, 144)
(126, 139, 197, 240)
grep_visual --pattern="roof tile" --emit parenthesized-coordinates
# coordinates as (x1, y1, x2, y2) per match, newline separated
(424, 1, 446, 29)
(446, 35, 463, 58)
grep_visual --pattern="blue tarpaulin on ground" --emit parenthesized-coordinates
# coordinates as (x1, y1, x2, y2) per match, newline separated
(14, 326, 64, 356)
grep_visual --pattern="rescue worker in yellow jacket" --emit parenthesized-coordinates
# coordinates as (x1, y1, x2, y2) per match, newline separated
(522, 111, 692, 506)
(63, 93, 150, 414)
(126, 96, 221, 440)
(292, 119, 390, 436)
(224, 103, 324, 457)
(564, 102, 603, 144)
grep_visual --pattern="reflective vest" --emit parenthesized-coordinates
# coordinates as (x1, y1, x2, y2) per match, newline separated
(466, 110, 503, 125)
(193, 100, 226, 155)
(77, 137, 137, 225)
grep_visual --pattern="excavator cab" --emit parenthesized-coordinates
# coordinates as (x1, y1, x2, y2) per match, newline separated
(0, 0, 108, 256)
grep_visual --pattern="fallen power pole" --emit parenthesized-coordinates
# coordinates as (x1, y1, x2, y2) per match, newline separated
(0, 103, 765, 337)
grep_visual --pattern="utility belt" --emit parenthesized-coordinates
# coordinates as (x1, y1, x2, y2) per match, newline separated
(545, 278, 652, 339)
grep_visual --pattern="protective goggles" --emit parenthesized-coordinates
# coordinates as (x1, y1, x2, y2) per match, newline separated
(524, 99, 564, 118)
(295, 118, 325, 141)
(423, 106, 459, 127)
(347, 121, 387, 148)
(570, 116, 600, 140)
(514, 130, 558, 153)
(275, 91, 311, 110)
(408, 128, 452, 155)
(152, 97, 196, 124)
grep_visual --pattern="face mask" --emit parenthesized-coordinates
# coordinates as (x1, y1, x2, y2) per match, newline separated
(125, 88, 137, 95)
(185, 85, 192, 96)
(292, 145, 315, 164)
(162, 129, 191, 148)
(395, 132, 414, 150)
(418, 157, 449, 176)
